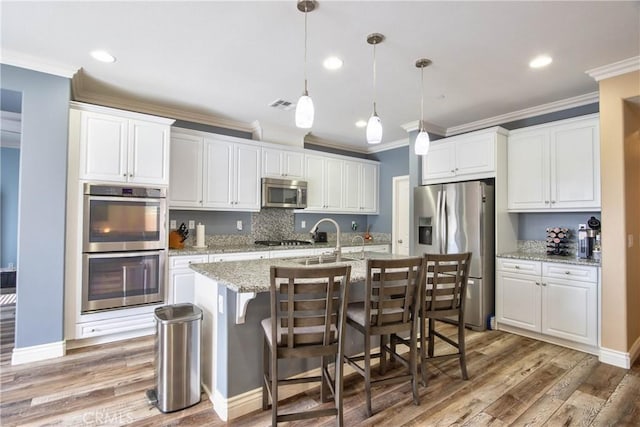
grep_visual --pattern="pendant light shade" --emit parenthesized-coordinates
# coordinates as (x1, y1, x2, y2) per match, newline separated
(295, 1, 316, 129)
(366, 112, 382, 144)
(414, 58, 432, 156)
(366, 33, 384, 145)
(415, 128, 430, 155)
(295, 93, 314, 129)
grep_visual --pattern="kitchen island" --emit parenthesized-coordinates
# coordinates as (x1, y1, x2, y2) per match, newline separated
(189, 251, 399, 421)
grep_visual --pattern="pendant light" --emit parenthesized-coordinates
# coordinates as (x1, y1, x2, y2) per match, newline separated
(366, 33, 384, 144)
(295, 0, 315, 129)
(414, 58, 432, 156)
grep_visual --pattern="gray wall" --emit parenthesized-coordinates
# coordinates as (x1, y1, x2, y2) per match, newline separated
(518, 212, 601, 241)
(369, 145, 410, 233)
(1, 64, 70, 348)
(1, 147, 20, 268)
(169, 210, 252, 236)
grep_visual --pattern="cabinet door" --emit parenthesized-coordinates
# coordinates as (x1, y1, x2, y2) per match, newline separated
(234, 143, 260, 210)
(169, 134, 203, 207)
(325, 158, 343, 210)
(541, 278, 597, 346)
(360, 163, 378, 213)
(422, 141, 455, 183)
(305, 155, 326, 210)
(496, 271, 541, 332)
(342, 161, 361, 212)
(455, 133, 495, 177)
(171, 270, 196, 304)
(128, 120, 170, 185)
(80, 111, 128, 182)
(283, 151, 304, 178)
(262, 148, 283, 178)
(203, 138, 233, 207)
(507, 130, 550, 210)
(550, 120, 600, 210)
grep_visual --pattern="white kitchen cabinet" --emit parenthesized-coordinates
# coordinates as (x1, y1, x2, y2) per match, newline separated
(262, 147, 305, 179)
(304, 154, 344, 212)
(422, 127, 505, 185)
(209, 251, 270, 263)
(496, 257, 598, 349)
(507, 114, 600, 212)
(204, 137, 260, 211)
(343, 160, 379, 214)
(76, 104, 172, 185)
(169, 129, 261, 211)
(168, 255, 209, 304)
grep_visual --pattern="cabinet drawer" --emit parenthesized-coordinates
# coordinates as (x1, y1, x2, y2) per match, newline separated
(77, 313, 155, 339)
(210, 251, 269, 262)
(496, 258, 541, 275)
(543, 262, 597, 283)
(170, 255, 209, 269)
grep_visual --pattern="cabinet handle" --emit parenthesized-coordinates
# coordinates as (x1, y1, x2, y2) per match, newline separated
(551, 201, 556, 204)
(535, 282, 540, 286)
(398, 239, 403, 244)
(545, 201, 550, 204)
(455, 168, 459, 171)
(451, 169, 455, 173)
(542, 282, 547, 286)
(123, 173, 127, 177)
(564, 271, 570, 275)
(129, 173, 133, 177)
(514, 265, 520, 269)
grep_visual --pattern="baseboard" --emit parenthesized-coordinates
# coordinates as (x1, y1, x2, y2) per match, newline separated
(211, 346, 382, 421)
(11, 340, 65, 365)
(599, 346, 631, 369)
(497, 324, 599, 356)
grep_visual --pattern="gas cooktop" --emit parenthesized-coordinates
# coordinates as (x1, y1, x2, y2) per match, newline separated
(254, 240, 313, 246)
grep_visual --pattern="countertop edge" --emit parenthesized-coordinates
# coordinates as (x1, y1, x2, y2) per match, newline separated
(497, 252, 600, 267)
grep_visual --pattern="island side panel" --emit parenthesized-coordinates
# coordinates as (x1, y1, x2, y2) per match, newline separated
(193, 272, 217, 405)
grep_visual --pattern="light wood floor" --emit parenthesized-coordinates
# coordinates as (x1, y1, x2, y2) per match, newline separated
(1, 303, 638, 426)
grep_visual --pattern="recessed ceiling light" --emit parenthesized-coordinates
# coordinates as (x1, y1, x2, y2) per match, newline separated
(529, 55, 552, 69)
(90, 50, 116, 63)
(355, 120, 367, 128)
(323, 56, 343, 70)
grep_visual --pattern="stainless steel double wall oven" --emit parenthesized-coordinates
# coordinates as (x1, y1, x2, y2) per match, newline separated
(82, 184, 166, 313)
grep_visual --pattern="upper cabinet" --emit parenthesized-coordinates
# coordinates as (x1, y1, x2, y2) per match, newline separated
(74, 103, 173, 186)
(304, 154, 344, 212)
(169, 128, 261, 211)
(507, 114, 600, 212)
(262, 146, 305, 179)
(303, 153, 379, 214)
(422, 127, 506, 185)
(343, 160, 378, 213)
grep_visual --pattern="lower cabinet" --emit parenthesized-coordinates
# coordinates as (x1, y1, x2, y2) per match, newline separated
(496, 258, 598, 348)
(168, 255, 209, 305)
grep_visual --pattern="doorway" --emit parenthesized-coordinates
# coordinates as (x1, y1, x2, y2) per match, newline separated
(392, 175, 410, 255)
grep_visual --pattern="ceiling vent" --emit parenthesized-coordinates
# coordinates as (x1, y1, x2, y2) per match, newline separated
(268, 99, 295, 111)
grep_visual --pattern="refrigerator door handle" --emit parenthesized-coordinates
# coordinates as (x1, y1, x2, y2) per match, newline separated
(441, 189, 448, 253)
(435, 190, 442, 253)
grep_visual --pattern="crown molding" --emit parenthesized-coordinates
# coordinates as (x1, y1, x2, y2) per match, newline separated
(400, 119, 447, 136)
(586, 56, 640, 82)
(0, 49, 78, 78)
(72, 71, 258, 137)
(366, 137, 409, 153)
(445, 92, 599, 137)
(304, 134, 369, 154)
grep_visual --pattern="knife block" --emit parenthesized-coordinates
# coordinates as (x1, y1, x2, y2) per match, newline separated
(168, 230, 185, 249)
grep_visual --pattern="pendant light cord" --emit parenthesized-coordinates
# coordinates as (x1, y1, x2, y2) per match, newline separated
(420, 65, 424, 131)
(372, 41, 377, 115)
(303, 5, 308, 95)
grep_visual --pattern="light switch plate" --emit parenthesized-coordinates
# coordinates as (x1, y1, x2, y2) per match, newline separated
(301, 220, 306, 229)
(188, 220, 195, 229)
(236, 220, 243, 231)
(218, 295, 224, 314)
(169, 220, 177, 229)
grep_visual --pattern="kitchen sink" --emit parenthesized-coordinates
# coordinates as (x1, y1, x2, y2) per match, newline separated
(290, 254, 360, 265)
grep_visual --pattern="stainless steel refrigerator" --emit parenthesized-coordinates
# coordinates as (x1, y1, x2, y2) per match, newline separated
(414, 179, 495, 331)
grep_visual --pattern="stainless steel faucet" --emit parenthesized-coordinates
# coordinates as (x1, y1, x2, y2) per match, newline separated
(310, 218, 341, 256)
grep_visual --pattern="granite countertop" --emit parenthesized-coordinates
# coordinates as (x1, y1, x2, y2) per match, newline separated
(189, 251, 403, 293)
(169, 240, 392, 256)
(497, 251, 600, 267)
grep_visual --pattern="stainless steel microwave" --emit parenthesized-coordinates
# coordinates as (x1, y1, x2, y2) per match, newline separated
(261, 178, 307, 209)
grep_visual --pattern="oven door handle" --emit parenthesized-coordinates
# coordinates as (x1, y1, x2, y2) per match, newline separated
(122, 265, 128, 297)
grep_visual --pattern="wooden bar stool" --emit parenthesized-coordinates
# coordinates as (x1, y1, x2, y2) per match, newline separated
(343, 257, 426, 417)
(261, 264, 351, 426)
(419, 252, 472, 386)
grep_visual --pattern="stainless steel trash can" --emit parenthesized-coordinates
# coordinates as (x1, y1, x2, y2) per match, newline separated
(152, 303, 202, 413)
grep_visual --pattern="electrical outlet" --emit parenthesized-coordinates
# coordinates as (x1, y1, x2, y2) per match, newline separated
(169, 220, 177, 229)
(218, 295, 224, 314)
(236, 220, 243, 231)
(301, 220, 306, 229)
(188, 220, 195, 229)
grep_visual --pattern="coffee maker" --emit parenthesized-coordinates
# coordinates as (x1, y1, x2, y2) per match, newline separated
(577, 217, 601, 259)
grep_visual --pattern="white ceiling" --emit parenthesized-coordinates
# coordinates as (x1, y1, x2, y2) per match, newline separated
(1, 1, 639, 151)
